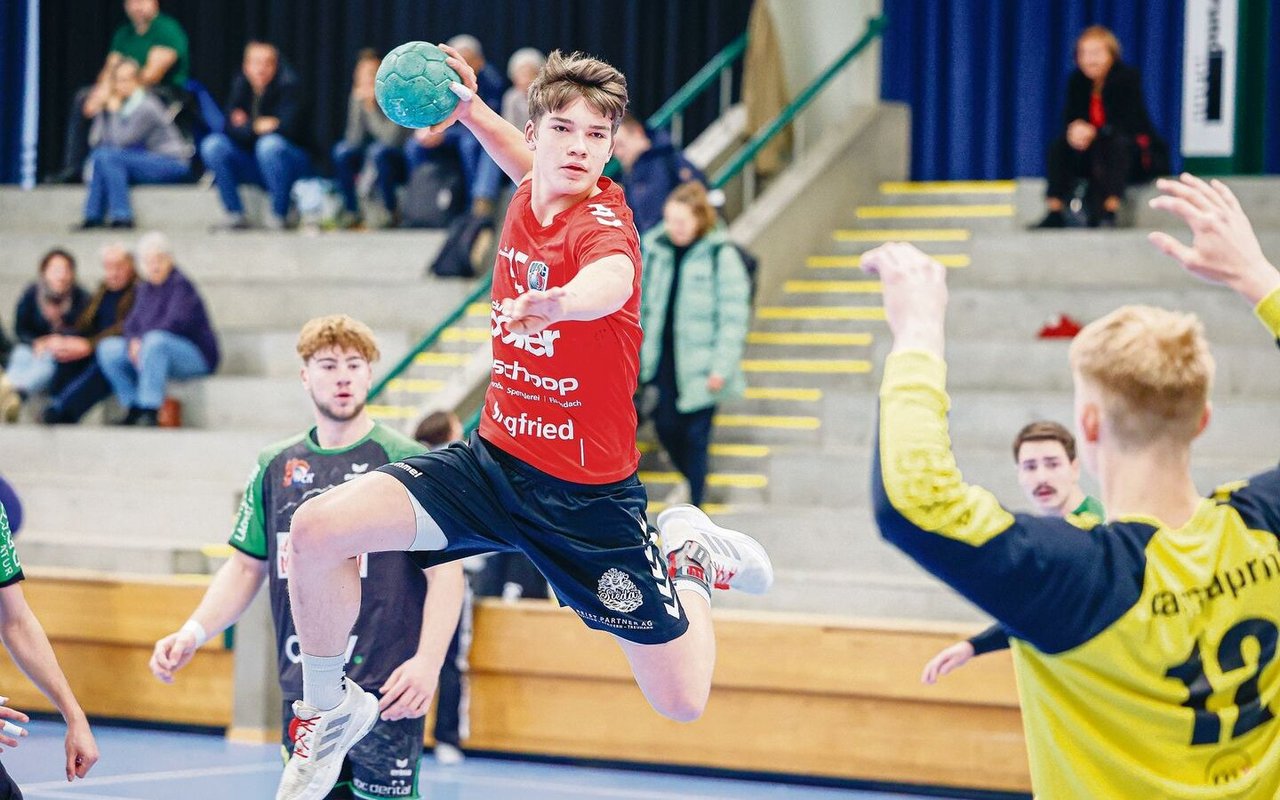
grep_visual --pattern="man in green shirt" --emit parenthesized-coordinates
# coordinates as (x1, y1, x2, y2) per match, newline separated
(50, 0, 191, 183)
(920, 420, 1104, 683)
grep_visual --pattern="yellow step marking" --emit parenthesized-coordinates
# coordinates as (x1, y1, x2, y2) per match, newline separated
(650, 501, 733, 515)
(879, 180, 1016, 195)
(757, 306, 886, 321)
(743, 387, 823, 402)
(807, 254, 971, 268)
(441, 328, 490, 343)
(637, 442, 772, 457)
(414, 352, 471, 366)
(742, 359, 871, 374)
(367, 404, 421, 419)
(715, 414, 821, 430)
(385, 378, 445, 393)
(747, 331, 870, 346)
(856, 204, 1014, 219)
(201, 543, 235, 559)
(785, 280, 882, 294)
(640, 471, 768, 489)
(834, 228, 970, 242)
(466, 302, 491, 317)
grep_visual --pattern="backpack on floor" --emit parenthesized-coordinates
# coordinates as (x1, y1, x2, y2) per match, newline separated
(430, 214, 494, 278)
(402, 161, 467, 228)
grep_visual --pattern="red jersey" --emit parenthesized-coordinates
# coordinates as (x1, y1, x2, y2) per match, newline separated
(478, 177, 643, 484)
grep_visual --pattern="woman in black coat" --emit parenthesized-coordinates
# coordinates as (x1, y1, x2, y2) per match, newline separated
(1036, 26, 1158, 228)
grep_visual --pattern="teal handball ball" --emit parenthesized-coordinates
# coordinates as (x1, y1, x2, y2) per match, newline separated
(375, 41, 461, 128)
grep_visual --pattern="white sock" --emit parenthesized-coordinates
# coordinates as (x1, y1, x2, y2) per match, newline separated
(301, 652, 347, 711)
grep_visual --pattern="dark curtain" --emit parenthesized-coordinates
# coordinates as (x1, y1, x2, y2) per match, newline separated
(881, 0, 1184, 181)
(34, 0, 752, 178)
(1266, 1, 1280, 174)
(0, 0, 28, 184)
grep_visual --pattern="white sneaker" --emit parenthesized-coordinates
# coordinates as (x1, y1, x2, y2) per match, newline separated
(656, 505, 773, 595)
(276, 678, 379, 800)
(434, 742, 465, 766)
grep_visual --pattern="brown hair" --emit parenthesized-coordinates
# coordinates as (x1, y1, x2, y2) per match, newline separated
(527, 50, 628, 134)
(1069, 305, 1214, 446)
(296, 314, 380, 363)
(39, 248, 76, 275)
(1077, 25, 1121, 63)
(414, 410, 460, 448)
(1013, 420, 1077, 463)
(665, 181, 717, 239)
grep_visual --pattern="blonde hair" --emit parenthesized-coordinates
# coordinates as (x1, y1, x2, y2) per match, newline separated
(296, 314, 380, 363)
(1077, 25, 1121, 63)
(665, 182, 717, 239)
(1068, 305, 1214, 445)
(527, 50, 628, 134)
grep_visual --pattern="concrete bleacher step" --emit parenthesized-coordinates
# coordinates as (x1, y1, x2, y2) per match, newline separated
(4, 427, 269, 482)
(0, 231, 446, 285)
(1013, 176, 1280, 230)
(0, 186, 228, 233)
(15, 532, 215, 575)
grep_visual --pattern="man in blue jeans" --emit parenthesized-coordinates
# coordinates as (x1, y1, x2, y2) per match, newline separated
(200, 42, 311, 230)
(97, 232, 219, 426)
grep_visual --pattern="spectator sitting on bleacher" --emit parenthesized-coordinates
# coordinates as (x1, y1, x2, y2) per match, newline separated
(332, 48, 409, 229)
(48, 0, 190, 185)
(406, 34, 505, 219)
(6, 249, 90, 415)
(0, 315, 14, 423)
(611, 114, 705, 235)
(501, 48, 545, 128)
(78, 58, 193, 231)
(201, 41, 311, 231)
(42, 243, 138, 425)
(1033, 25, 1165, 230)
(97, 232, 218, 426)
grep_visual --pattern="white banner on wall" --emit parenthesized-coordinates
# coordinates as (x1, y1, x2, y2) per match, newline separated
(1181, 0, 1238, 157)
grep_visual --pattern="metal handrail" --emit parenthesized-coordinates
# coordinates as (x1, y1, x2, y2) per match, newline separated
(711, 14, 887, 190)
(368, 273, 492, 401)
(647, 32, 748, 146)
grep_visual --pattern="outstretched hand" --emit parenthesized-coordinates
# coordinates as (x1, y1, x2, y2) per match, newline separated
(920, 641, 976, 685)
(425, 43, 481, 136)
(860, 242, 949, 356)
(1148, 173, 1280, 305)
(500, 288, 569, 335)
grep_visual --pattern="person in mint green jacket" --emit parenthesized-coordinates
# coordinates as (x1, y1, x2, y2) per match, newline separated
(639, 182, 751, 506)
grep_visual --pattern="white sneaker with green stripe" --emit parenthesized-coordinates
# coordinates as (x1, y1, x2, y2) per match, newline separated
(276, 677, 379, 800)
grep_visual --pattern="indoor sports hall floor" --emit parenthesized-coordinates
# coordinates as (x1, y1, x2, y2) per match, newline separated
(6, 720, 997, 800)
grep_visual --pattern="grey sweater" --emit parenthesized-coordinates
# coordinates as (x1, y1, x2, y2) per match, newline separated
(89, 91, 191, 163)
(343, 94, 407, 148)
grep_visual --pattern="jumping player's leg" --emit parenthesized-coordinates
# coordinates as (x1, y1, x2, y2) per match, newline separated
(287, 472, 428, 665)
(614, 591, 715, 722)
(615, 505, 771, 722)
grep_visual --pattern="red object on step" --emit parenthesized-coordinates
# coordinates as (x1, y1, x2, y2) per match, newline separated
(1038, 314, 1083, 339)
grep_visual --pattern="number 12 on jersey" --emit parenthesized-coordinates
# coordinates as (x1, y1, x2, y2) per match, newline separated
(1165, 617, 1278, 746)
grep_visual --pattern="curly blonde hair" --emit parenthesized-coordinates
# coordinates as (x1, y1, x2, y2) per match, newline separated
(296, 314, 380, 363)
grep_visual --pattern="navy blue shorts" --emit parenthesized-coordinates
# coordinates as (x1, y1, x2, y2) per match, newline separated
(378, 434, 689, 645)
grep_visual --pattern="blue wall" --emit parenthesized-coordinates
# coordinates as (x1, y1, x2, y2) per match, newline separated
(881, 0, 1186, 181)
(0, 0, 30, 184)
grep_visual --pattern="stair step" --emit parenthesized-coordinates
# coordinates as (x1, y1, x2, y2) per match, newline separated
(879, 180, 1016, 196)
(807, 253, 971, 269)
(833, 228, 971, 243)
(856, 203, 1015, 220)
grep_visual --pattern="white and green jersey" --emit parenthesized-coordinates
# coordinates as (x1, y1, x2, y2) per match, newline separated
(229, 423, 426, 698)
(0, 503, 21, 588)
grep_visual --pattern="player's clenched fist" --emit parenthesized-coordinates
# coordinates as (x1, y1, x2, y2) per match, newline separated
(149, 630, 200, 684)
(860, 242, 948, 356)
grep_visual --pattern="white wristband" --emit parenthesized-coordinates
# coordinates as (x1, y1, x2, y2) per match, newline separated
(180, 619, 209, 648)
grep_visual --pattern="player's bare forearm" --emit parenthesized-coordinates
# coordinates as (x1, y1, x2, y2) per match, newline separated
(414, 562, 466, 670)
(462, 99, 533, 184)
(0, 587, 88, 727)
(139, 47, 178, 87)
(559, 255, 635, 321)
(188, 552, 268, 638)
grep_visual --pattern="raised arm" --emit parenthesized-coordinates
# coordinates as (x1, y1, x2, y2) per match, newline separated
(425, 44, 533, 184)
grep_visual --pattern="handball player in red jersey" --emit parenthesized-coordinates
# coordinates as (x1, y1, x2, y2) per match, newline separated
(275, 47, 773, 800)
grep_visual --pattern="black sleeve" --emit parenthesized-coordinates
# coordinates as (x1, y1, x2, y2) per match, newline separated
(1061, 70, 1090, 130)
(270, 78, 306, 143)
(13, 286, 43, 343)
(968, 623, 1011, 655)
(1101, 64, 1153, 137)
(224, 76, 253, 146)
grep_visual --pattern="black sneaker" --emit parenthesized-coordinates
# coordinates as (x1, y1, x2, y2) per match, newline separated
(1032, 210, 1066, 229)
(116, 407, 142, 426)
(133, 408, 160, 427)
(73, 219, 105, 231)
(43, 168, 81, 185)
(109, 219, 136, 229)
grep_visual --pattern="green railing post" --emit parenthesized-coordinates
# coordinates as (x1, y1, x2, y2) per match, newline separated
(648, 32, 748, 145)
(711, 15, 887, 190)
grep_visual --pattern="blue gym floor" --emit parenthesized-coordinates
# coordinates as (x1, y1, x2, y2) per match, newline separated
(5, 720, 980, 799)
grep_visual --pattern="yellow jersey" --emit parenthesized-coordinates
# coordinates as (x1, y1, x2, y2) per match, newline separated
(873, 293, 1280, 799)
